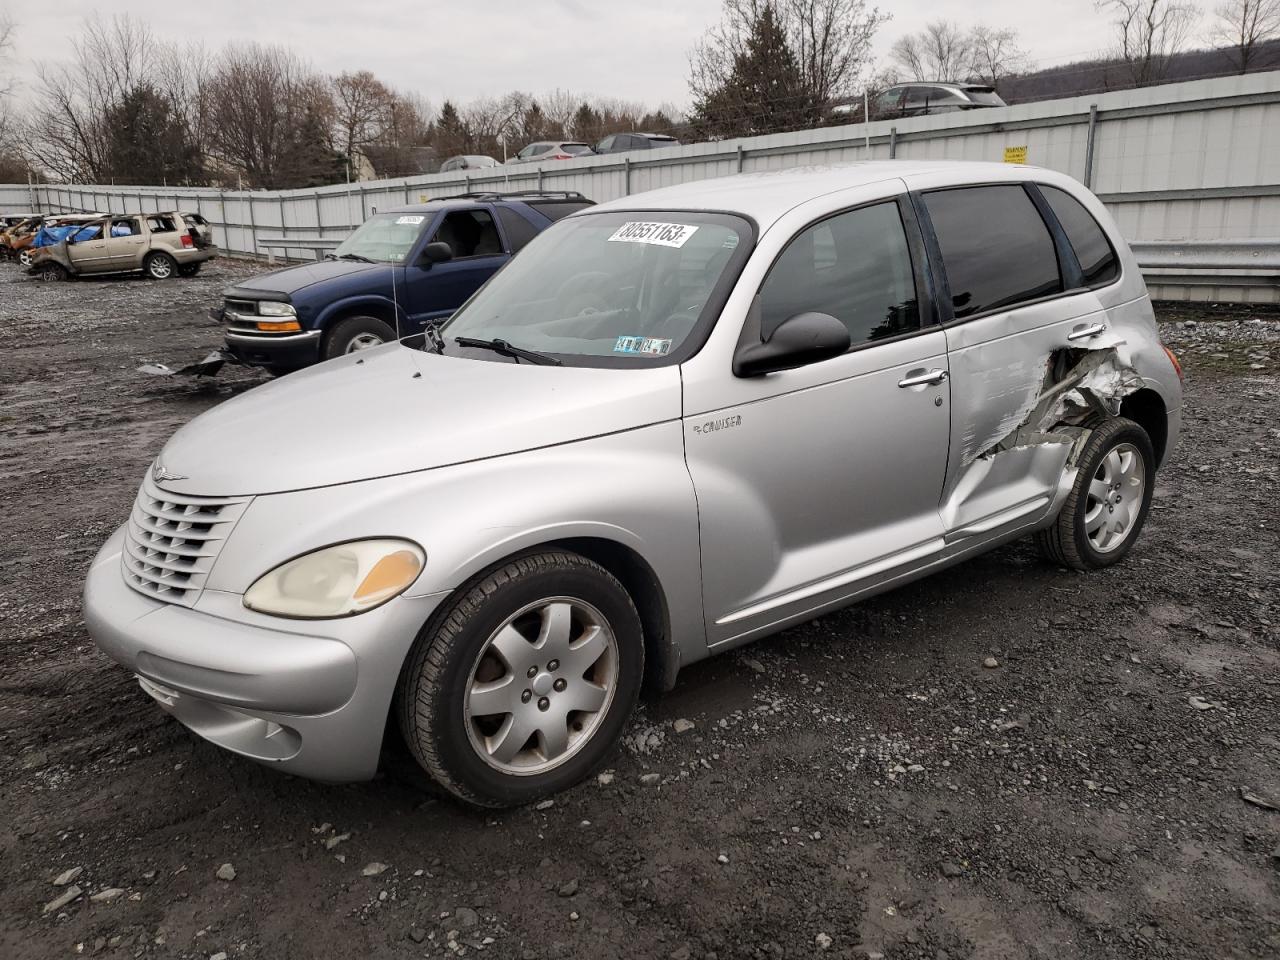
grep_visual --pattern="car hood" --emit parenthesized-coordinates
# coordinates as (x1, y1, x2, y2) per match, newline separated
(153, 344, 684, 496)
(224, 259, 385, 298)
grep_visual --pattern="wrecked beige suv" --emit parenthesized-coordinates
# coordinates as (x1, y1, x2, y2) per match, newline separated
(28, 211, 217, 280)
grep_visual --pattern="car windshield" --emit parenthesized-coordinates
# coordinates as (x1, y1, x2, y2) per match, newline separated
(332, 212, 429, 263)
(443, 210, 753, 366)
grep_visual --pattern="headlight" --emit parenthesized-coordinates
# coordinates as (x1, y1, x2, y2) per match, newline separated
(243, 539, 425, 619)
(256, 301, 296, 317)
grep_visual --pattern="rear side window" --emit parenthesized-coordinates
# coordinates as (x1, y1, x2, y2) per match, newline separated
(923, 185, 1062, 319)
(147, 216, 176, 233)
(1040, 186, 1119, 287)
(496, 207, 539, 253)
(760, 201, 920, 345)
(526, 200, 593, 222)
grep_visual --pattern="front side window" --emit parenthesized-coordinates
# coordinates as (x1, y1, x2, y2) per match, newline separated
(759, 201, 920, 345)
(432, 210, 502, 258)
(443, 210, 752, 366)
(1040, 186, 1119, 287)
(332, 212, 429, 263)
(923, 185, 1062, 319)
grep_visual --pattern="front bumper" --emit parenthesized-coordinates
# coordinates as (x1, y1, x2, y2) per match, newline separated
(222, 328, 322, 369)
(84, 526, 445, 782)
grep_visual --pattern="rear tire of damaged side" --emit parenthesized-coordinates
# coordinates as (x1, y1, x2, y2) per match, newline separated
(1036, 416, 1156, 571)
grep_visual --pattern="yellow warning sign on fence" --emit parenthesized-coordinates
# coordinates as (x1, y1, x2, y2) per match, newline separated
(1003, 146, 1028, 165)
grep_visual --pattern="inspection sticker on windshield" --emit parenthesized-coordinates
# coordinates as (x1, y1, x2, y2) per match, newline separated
(607, 221, 699, 248)
(395, 215, 425, 225)
(614, 335, 672, 356)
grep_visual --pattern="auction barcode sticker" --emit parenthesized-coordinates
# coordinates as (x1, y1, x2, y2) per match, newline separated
(607, 221, 699, 248)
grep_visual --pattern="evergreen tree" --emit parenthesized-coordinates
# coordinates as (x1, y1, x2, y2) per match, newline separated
(103, 85, 203, 184)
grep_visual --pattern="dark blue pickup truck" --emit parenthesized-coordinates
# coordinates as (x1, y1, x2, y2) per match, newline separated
(217, 191, 592, 374)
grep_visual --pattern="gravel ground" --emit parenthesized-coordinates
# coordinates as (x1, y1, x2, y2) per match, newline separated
(1, 261, 1278, 960)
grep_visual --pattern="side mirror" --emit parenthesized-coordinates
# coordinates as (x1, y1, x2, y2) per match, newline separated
(422, 241, 454, 265)
(732, 311, 850, 378)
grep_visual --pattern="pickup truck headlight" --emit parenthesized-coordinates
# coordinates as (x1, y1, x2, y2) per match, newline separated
(256, 301, 296, 317)
(243, 539, 425, 618)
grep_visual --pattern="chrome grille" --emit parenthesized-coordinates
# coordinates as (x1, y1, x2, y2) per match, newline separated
(122, 475, 250, 607)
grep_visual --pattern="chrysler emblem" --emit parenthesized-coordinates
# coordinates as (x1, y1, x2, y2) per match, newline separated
(152, 461, 188, 483)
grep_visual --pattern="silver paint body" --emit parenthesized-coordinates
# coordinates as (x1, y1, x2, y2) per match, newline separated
(84, 161, 1182, 781)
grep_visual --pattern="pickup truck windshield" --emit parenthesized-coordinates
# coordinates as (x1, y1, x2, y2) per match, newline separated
(443, 210, 753, 366)
(332, 213, 428, 263)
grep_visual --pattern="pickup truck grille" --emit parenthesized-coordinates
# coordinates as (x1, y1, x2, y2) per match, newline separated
(121, 475, 250, 607)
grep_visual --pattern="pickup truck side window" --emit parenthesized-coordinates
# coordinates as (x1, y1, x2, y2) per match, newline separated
(759, 201, 921, 346)
(923, 184, 1062, 319)
(432, 210, 502, 259)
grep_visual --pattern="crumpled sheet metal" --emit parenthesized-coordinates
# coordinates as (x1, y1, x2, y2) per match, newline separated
(137, 351, 226, 378)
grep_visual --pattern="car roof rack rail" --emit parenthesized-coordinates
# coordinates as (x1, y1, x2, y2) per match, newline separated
(443, 190, 589, 202)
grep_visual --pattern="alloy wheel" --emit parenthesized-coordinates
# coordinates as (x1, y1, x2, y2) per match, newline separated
(464, 597, 618, 776)
(1084, 441, 1145, 553)
(345, 332, 385, 352)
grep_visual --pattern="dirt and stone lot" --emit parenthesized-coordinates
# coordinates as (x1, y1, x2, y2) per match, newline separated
(1, 260, 1278, 960)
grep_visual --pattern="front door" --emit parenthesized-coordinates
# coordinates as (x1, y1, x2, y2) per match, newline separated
(684, 198, 952, 648)
(64, 221, 111, 273)
(406, 208, 508, 328)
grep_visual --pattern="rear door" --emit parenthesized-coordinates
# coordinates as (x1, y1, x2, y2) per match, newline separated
(683, 196, 952, 648)
(406, 208, 508, 326)
(917, 181, 1110, 536)
(106, 216, 147, 269)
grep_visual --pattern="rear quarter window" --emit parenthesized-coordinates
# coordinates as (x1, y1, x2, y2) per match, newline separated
(923, 184, 1062, 319)
(496, 207, 540, 252)
(1040, 185, 1120, 287)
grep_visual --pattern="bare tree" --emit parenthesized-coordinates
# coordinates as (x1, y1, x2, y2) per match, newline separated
(890, 21, 973, 82)
(332, 70, 393, 163)
(0, 11, 16, 146)
(691, 0, 887, 115)
(26, 14, 159, 181)
(967, 26, 1031, 88)
(1099, 0, 1201, 87)
(205, 44, 340, 188)
(1212, 0, 1280, 71)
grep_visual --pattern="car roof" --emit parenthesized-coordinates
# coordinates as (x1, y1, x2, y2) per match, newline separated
(889, 81, 993, 92)
(588, 161, 1057, 232)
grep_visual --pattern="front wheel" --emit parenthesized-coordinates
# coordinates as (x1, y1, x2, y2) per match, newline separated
(1036, 416, 1156, 570)
(34, 262, 69, 282)
(144, 252, 177, 280)
(323, 316, 396, 359)
(396, 551, 644, 808)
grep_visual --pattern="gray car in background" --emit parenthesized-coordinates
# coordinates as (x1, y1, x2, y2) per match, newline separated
(84, 161, 1181, 808)
(507, 140, 595, 164)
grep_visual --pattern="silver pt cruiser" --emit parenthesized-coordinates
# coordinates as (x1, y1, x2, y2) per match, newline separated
(85, 162, 1183, 807)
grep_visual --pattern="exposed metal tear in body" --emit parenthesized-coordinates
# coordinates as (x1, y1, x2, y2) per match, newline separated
(981, 343, 1145, 463)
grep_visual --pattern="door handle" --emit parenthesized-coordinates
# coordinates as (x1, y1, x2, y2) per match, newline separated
(1067, 322, 1107, 341)
(897, 368, 949, 388)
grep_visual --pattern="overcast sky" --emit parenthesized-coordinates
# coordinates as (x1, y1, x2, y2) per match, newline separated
(3, 0, 1149, 110)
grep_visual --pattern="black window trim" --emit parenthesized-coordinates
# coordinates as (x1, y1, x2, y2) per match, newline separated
(1030, 182, 1125, 294)
(912, 181, 1122, 327)
(747, 192, 941, 357)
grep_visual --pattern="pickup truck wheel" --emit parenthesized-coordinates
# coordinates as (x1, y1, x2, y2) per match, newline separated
(323, 316, 396, 359)
(397, 551, 644, 808)
(1036, 416, 1155, 571)
(177, 263, 202, 277)
(144, 252, 177, 280)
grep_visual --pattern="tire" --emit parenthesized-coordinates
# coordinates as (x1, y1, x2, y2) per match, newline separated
(34, 262, 69, 282)
(323, 316, 396, 359)
(177, 263, 202, 277)
(1035, 416, 1156, 571)
(144, 252, 177, 280)
(396, 550, 644, 808)
(18, 249, 33, 267)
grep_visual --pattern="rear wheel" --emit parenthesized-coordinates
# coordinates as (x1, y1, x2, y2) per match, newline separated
(323, 316, 396, 359)
(18, 249, 33, 267)
(396, 551, 644, 808)
(1036, 416, 1155, 570)
(144, 252, 177, 280)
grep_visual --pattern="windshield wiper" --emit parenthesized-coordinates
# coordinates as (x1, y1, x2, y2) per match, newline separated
(424, 319, 446, 354)
(336, 252, 375, 263)
(454, 336, 562, 366)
